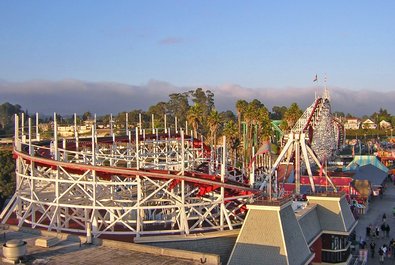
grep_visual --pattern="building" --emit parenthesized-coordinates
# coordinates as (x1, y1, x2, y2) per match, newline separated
(379, 120, 392, 130)
(344, 118, 360, 130)
(57, 125, 91, 137)
(361, 119, 377, 129)
(228, 194, 357, 265)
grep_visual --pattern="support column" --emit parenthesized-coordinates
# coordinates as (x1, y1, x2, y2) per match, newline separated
(54, 113, 58, 161)
(35, 112, 40, 141)
(91, 115, 98, 238)
(164, 114, 167, 134)
(295, 133, 301, 195)
(125, 112, 129, 135)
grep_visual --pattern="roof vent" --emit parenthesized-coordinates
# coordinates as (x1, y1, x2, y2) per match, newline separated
(3, 239, 27, 263)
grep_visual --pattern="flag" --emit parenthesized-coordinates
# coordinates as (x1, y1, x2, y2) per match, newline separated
(313, 74, 318, 82)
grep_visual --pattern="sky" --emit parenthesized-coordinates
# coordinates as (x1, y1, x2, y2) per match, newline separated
(0, 1, 395, 116)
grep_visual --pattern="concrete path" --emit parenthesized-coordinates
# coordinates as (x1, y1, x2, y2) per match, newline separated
(354, 179, 395, 265)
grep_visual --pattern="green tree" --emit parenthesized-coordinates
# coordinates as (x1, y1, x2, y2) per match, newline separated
(82, 111, 92, 121)
(187, 104, 203, 138)
(189, 88, 216, 137)
(115, 111, 128, 129)
(0, 102, 24, 137)
(207, 109, 221, 146)
(147, 102, 168, 129)
(271, 105, 287, 120)
(223, 120, 240, 166)
(189, 88, 215, 117)
(235, 100, 248, 137)
(125, 109, 145, 128)
(167, 93, 190, 127)
(374, 108, 391, 123)
(283, 103, 303, 131)
(333, 111, 345, 118)
(0, 150, 16, 210)
(241, 99, 271, 167)
(219, 110, 236, 124)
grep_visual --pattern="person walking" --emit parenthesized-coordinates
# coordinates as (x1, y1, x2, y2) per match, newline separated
(366, 225, 371, 240)
(385, 223, 390, 238)
(381, 223, 386, 239)
(370, 241, 376, 258)
(376, 225, 380, 239)
(391, 238, 395, 259)
(379, 247, 384, 264)
(383, 213, 387, 223)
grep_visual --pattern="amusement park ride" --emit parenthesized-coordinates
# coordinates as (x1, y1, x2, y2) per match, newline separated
(257, 88, 345, 196)
(0, 89, 345, 240)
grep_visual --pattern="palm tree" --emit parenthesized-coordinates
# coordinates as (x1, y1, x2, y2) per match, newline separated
(283, 103, 303, 131)
(243, 101, 262, 165)
(223, 120, 240, 167)
(257, 107, 272, 140)
(207, 109, 221, 147)
(235, 100, 248, 137)
(187, 104, 202, 138)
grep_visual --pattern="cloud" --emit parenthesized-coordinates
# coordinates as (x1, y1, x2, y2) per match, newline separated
(0, 79, 177, 115)
(1, 79, 394, 117)
(158, 37, 185, 45)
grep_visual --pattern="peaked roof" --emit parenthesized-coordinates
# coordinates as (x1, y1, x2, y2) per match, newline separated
(228, 201, 314, 265)
(344, 155, 388, 173)
(228, 194, 357, 265)
(296, 204, 321, 245)
(307, 194, 357, 233)
(353, 164, 388, 186)
(362, 119, 375, 124)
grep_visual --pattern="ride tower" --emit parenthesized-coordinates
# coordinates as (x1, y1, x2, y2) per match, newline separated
(259, 88, 345, 197)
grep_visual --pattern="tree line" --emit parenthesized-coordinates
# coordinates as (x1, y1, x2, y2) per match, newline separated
(1, 89, 395, 203)
(2, 88, 395, 159)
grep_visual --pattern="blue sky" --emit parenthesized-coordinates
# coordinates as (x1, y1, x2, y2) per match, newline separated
(1, 1, 395, 115)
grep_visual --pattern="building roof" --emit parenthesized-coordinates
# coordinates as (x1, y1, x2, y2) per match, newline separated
(228, 201, 314, 265)
(296, 204, 321, 245)
(306, 194, 357, 234)
(344, 155, 388, 173)
(228, 193, 357, 265)
(352, 164, 388, 186)
(0, 226, 206, 265)
(362, 119, 375, 124)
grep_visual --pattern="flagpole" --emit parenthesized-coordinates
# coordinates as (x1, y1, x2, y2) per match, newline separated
(313, 74, 318, 98)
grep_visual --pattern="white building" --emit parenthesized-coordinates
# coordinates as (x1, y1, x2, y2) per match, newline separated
(361, 119, 377, 129)
(379, 120, 392, 130)
(344, 118, 360, 130)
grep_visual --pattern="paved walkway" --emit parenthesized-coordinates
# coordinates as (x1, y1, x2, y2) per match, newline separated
(353, 179, 395, 265)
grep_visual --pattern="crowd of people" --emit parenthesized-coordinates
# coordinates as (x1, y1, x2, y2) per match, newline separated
(359, 213, 395, 264)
